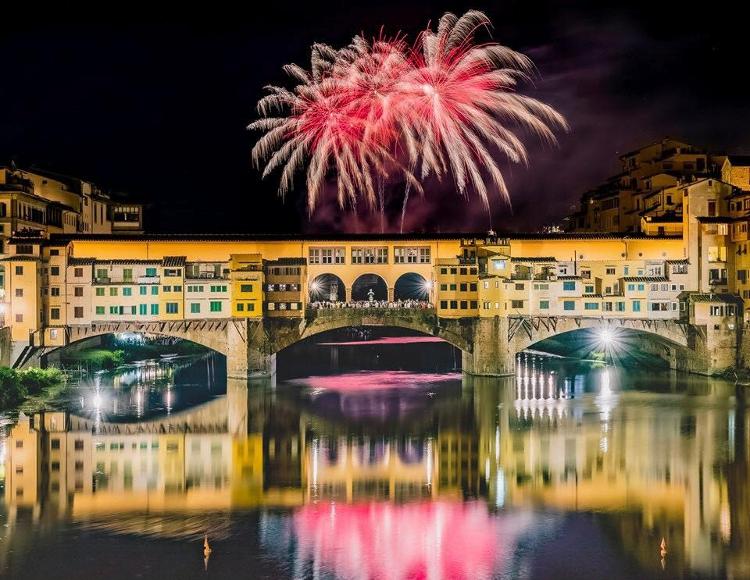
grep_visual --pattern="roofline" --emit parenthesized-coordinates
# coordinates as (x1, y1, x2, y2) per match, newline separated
(45, 232, 684, 244)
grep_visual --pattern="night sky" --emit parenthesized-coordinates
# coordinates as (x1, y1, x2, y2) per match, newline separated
(1, 2, 749, 234)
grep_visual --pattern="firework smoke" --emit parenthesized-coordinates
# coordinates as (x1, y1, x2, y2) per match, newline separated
(249, 10, 568, 231)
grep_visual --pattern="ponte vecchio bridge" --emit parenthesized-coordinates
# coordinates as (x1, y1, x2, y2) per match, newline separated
(0, 233, 744, 376)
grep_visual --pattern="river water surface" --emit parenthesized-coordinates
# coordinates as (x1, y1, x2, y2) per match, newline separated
(0, 338, 748, 579)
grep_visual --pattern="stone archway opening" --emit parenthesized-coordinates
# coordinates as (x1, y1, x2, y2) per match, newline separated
(394, 272, 430, 301)
(309, 273, 346, 303)
(351, 274, 387, 302)
(522, 326, 685, 369)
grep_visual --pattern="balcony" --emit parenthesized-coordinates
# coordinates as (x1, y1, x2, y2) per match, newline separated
(709, 278, 728, 286)
(137, 275, 160, 284)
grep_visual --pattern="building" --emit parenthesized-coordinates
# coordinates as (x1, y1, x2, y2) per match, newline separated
(0, 165, 144, 256)
(565, 138, 726, 234)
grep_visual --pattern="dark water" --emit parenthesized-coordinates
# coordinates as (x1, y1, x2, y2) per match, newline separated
(0, 341, 748, 580)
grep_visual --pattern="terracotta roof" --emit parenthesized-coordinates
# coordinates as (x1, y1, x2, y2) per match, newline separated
(162, 256, 186, 267)
(266, 257, 307, 265)
(623, 276, 668, 282)
(688, 293, 743, 304)
(510, 256, 557, 262)
(67, 257, 97, 265)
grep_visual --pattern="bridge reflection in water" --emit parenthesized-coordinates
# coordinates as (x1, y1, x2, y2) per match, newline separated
(0, 361, 748, 579)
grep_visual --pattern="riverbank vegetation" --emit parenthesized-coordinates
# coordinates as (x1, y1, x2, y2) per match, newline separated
(0, 367, 66, 411)
(54, 338, 208, 371)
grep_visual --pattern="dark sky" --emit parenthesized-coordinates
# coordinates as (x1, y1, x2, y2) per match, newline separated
(1, 2, 749, 234)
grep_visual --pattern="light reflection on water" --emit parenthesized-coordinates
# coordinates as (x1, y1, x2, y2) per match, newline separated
(0, 351, 748, 580)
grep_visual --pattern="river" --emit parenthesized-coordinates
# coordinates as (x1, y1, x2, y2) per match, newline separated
(0, 337, 747, 579)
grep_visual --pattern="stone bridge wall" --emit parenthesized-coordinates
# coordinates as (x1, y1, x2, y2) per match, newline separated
(24, 310, 738, 377)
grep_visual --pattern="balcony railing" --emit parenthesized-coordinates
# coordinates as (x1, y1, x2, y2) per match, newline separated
(709, 277, 728, 286)
(136, 276, 160, 284)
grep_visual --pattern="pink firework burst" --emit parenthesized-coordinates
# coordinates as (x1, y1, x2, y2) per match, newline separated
(249, 10, 568, 226)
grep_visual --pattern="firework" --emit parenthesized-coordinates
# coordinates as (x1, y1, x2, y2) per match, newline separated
(249, 10, 567, 226)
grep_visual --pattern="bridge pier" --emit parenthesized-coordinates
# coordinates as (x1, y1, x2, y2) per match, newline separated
(462, 317, 515, 376)
(227, 319, 276, 379)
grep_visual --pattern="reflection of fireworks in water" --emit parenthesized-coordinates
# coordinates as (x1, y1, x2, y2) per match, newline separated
(249, 10, 568, 230)
(291, 502, 503, 579)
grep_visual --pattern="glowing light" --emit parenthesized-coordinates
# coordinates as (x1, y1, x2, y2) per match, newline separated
(599, 328, 614, 346)
(249, 10, 567, 222)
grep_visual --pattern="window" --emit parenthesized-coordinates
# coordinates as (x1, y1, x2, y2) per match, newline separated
(15, 288, 23, 297)
(139, 304, 147, 315)
(96, 306, 105, 315)
(74, 307, 84, 318)
(163, 286, 171, 292)
(210, 301, 222, 312)
(109, 288, 118, 296)
(51, 438, 61, 450)
(241, 284, 253, 292)
(75, 439, 84, 451)
(166, 303, 179, 314)
(638, 284, 645, 291)
(605, 267, 616, 275)
(309, 247, 345, 264)
(563, 281, 576, 291)
(469, 283, 477, 292)
(237, 303, 244, 311)
(708, 200, 717, 216)
(394, 247, 431, 264)
(603, 302, 613, 311)
(123, 268, 133, 281)
(110, 306, 119, 315)
(74, 267, 83, 277)
(627, 284, 636, 292)
(460, 283, 467, 292)
(151, 304, 159, 315)
(96, 287, 105, 296)
(514, 283, 524, 291)
(563, 301, 575, 311)
(584, 302, 599, 310)
(15, 314, 23, 323)
(539, 300, 549, 309)
(351, 247, 388, 264)
(123, 287, 132, 296)
(74, 286, 83, 297)
(151, 286, 158, 295)
(50, 249, 59, 256)
(164, 268, 181, 277)
(16, 245, 33, 255)
(51, 266, 60, 276)
(450, 300, 458, 309)
(616, 302, 625, 312)
(584, 285, 594, 294)
(449, 284, 457, 291)
(632, 300, 641, 313)
(146, 267, 157, 277)
(140, 286, 147, 295)
(191, 303, 201, 314)
(440, 284, 448, 291)
(511, 300, 524, 309)
(440, 300, 448, 309)
(51, 307, 60, 320)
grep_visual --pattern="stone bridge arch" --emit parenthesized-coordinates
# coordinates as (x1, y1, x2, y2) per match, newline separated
(508, 316, 691, 352)
(49, 320, 244, 357)
(265, 308, 474, 355)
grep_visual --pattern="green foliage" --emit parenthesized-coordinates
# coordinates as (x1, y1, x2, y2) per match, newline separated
(59, 348, 125, 370)
(0, 367, 65, 411)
